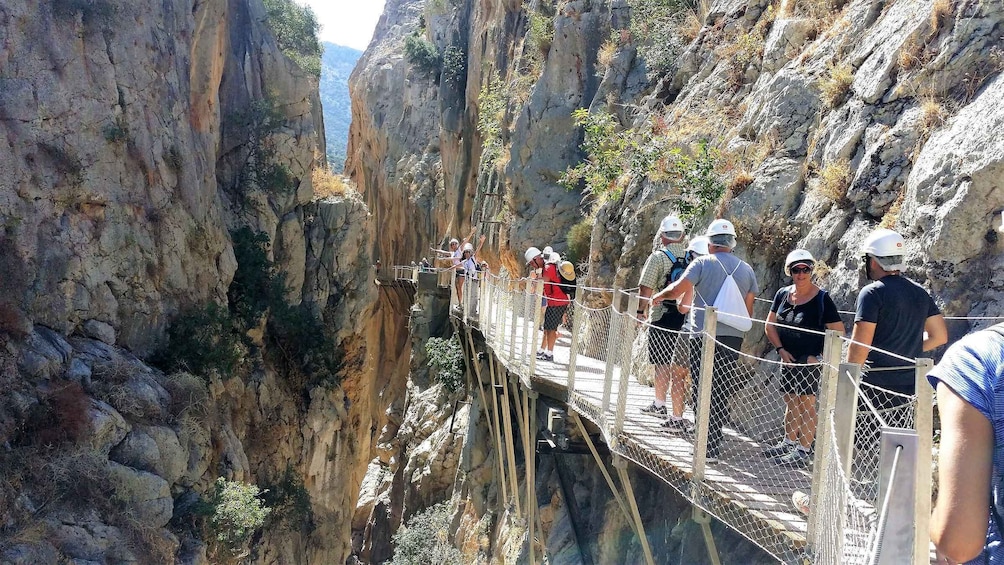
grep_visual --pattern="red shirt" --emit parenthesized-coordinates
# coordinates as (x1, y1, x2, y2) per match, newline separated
(543, 263, 569, 307)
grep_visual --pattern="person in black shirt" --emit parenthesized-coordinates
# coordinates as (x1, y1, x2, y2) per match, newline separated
(764, 250, 844, 467)
(847, 229, 946, 406)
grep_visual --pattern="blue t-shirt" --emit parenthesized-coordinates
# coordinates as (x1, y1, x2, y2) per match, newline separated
(855, 274, 941, 392)
(927, 325, 1004, 564)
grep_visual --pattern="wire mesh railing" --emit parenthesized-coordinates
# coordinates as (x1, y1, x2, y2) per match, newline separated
(398, 269, 940, 564)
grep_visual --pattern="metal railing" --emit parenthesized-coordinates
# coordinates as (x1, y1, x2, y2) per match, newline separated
(399, 270, 942, 564)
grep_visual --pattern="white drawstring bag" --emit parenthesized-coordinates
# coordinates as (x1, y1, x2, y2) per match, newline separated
(711, 260, 753, 332)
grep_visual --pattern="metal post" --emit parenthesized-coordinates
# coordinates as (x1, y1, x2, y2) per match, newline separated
(509, 281, 519, 363)
(488, 353, 509, 507)
(522, 282, 534, 372)
(463, 274, 469, 326)
(529, 279, 545, 377)
(807, 330, 844, 547)
(913, 359, 934, 565)
(693, 508, 723, 565)
(499, 361, 521, 516)
(871, 429, 919, 565)
(834, 363, 862, 476)
(523, 387, 535, 564)
(613, 456, 656, 565)
(567, 290, 582, 401)
(615, 294, 641, 439)
(691, 307, 718, 499)
(601, 296, 623, 433)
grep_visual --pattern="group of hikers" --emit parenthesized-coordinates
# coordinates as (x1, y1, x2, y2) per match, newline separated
(427, 212, 1004, 561)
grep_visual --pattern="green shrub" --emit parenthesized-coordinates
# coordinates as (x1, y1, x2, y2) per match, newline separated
(669, 140, 726, 224)
(425, 336, 465, 393)
(441, 44, 466, 90)
(208, 478, 271, 553)
(627, 0, 692, 78)
(227, 97, 297, 196)
(566, 218, 594, 265)
(405, 33, 441, 76)
(267, 299, 344, 388)
(262, 0, 322, 77)
(560, 109, 633, 203)
(262, 466, 314, 533)
(155, 302, 243, 380)
(51, 0, 117, 27)
(389, 501, 462, 565)
(228, 227, 276, 328)
(477, 71, 507, 167)
(528, 12, 554, 57)
(102, 117, 129, 144)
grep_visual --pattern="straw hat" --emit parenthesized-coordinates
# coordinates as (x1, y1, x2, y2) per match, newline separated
(558, 261, 575, 281)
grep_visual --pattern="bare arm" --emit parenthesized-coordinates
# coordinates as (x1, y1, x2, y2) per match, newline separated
(638, 285, 653, 316)
(924, 314, 948, 352)
(677, 285, 695, 314)
(931, 381, 994, 563)
(825, 321, 845, 333)
(652, 278, 693, 305)
(744, 292, 755, 316)
(765, 311, 795, 363)
(847, 321, 876, 365)
(474, 234, 486, 256)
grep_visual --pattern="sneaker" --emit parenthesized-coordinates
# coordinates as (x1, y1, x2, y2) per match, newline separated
(705, 447, 721, 464)
(640, 403, 668, 416)
(792, 491, 810, 515)
(661, 417, 694, 433)
(775, 447, 811, 468)
(536, 351, 547, 360)
(539, 352, 554, 362)
(763, 440, 796, 459)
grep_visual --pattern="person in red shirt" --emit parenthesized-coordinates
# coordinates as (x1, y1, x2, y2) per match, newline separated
(538, 255, 569, 362)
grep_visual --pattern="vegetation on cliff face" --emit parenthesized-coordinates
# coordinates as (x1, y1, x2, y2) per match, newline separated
(263, 0, 323, 77)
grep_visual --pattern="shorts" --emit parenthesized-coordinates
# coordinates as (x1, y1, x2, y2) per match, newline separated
(649, 316, 688, 366)
(543, 305, 567, 331)
(780, 364, 822, 396)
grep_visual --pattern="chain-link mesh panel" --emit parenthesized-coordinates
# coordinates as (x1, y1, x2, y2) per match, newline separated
(848, 380, 916, 506)
(812, 409, 878, 564)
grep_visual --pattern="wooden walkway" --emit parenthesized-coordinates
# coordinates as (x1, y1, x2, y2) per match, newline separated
(471, 308, 814, 563)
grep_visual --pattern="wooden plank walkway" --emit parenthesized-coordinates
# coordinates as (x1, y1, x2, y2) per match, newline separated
(472, 308, 815, 563)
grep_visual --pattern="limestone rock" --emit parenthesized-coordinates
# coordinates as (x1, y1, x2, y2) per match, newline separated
(81, 320, 115, 346)
(107, 462, 173, 528)
(109, 426, 186, 486)
(86, 399, 130, 456)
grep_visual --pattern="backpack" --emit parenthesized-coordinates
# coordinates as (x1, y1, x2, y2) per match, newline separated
(711, 258, 752, 332)
(662, 249, 688, 288)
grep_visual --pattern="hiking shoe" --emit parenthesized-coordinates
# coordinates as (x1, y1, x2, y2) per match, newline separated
(775, 447, 811, 468)
(792, 491, 810, 515)
(539, 352, 554, 362)
(763, 441, 795, 459)
(640, 403, 668, 416)
(661, 417, 694, 433)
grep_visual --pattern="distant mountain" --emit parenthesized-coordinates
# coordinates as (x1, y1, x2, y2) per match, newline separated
(319, 42, 362, 172)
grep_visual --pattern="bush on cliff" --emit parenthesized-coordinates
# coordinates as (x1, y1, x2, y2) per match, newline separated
(405, 33, 441, 77)
(389, 501, 462, 565)
(263, 0, 322, 77)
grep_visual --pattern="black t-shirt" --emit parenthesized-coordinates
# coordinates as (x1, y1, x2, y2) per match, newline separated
(855, 274, 941, 389)
(770, 286, 842, 360)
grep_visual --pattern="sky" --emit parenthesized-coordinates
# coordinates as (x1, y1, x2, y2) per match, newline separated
(298, 0, 387, 51)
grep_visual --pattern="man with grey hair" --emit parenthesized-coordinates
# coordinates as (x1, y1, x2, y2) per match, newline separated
(652, 219, 758, 461)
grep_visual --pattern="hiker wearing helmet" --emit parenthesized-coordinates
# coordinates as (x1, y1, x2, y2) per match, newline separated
(848, 228, 946, 406)
(458, 240, 485, 313)
(652, 218, 759, 461)
(763, 250, 844, 468)
(637, 215, 694, 432)
(525, 246, 567, 362)
(453, 232, 485, 310)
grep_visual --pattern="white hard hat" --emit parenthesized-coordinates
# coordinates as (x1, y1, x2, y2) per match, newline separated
(784, 249, 815, 276)
(463, 242, 474, 253)
(543, 245, 553, 256)
(524, 246, 542, 264)
(449, 238, 459, 246)
(705, 219, 737, 237)
(687, 236, 710, 256)
(861, 228, 906, 270)
(659, 215, 684, 234)
(546, 251, 560, 264)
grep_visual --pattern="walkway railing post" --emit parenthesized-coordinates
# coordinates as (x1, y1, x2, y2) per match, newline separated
(567, 288, 582, 402)
(522, 281, 535, 373)
(601, 292, 624, 436)
(509, 280, 519, 364)
(615, 294, 641, 440)
(913, 358, 934, 564)
(529, 279, 545, 377)
(807, 330, 844, 549)
(691, 306, 718, 499)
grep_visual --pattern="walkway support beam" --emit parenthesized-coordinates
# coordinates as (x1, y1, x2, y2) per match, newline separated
(808, 330, 843, 547)
(613, 455, 656, 565)
(498, 360, 521, 516)
(693, 508, 722, 565)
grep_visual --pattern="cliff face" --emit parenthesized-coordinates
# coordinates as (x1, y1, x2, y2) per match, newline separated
(346, 0, 1004, 562)
(0, 0, 394, 563)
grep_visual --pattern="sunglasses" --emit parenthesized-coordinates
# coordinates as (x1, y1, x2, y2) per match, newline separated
(789, 266, 812, 274)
